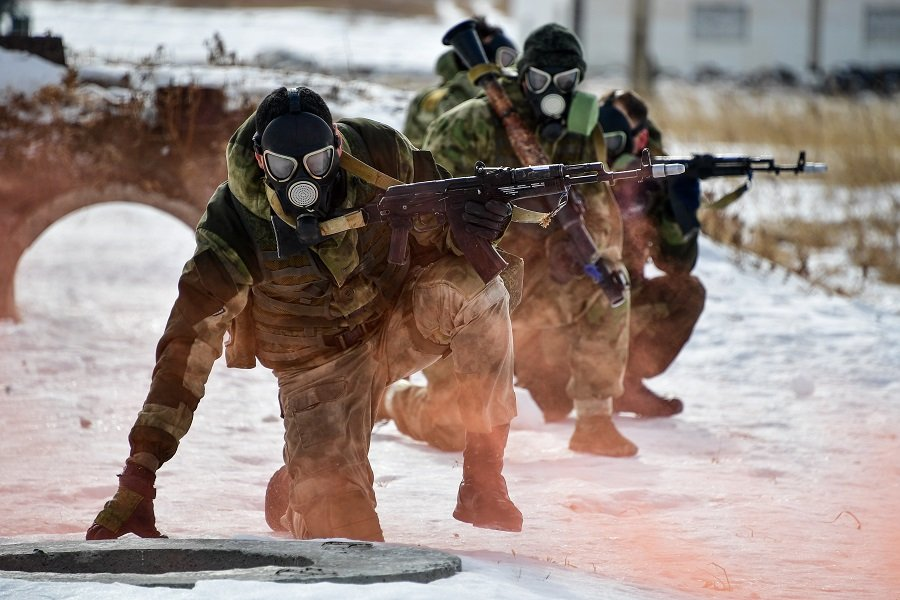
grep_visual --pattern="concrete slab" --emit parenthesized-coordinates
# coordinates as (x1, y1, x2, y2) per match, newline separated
(0, 539, 461, 588)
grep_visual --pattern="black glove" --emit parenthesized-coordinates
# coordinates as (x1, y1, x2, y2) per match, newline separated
(462, 199, 512, 242)
(86, 461, 165, 540)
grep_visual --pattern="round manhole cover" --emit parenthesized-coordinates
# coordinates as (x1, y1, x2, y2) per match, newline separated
(0, 539, 461, 588)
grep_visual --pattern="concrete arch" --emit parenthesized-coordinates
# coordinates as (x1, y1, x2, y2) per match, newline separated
(1, 185, 203, 322)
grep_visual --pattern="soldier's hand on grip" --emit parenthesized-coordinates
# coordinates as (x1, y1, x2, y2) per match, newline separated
(86, 461, 166, 540)
(462, 199, 513, 242)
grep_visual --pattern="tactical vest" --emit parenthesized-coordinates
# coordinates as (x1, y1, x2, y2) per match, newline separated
(225, 118, 443, 371)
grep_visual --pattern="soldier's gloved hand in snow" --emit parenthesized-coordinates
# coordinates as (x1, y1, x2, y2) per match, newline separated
(462, 199, 513, 242)
(86, 461, 166, 540)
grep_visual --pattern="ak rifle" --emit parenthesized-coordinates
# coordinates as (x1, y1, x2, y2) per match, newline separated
(652, 152, 828, 208)
(361, 151, 684, 306)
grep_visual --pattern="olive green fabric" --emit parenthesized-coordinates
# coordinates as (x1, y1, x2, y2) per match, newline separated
(403, 50, 481, 149)
(628, 273, 705, 380)
(385, 72, 631, 443)
(123, 109, 518, 540)
(277, 256, 515, 540)
(609, 126, 706, 385)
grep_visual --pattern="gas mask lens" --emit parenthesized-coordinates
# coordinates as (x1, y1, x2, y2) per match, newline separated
(303, 146, 335, 179)
(552, 67, 581, 93)
(495, 46, 518, 68)
(263, 151, 298, 182)
(525, 68, 552, 94)
(263, 145, 334, 182)
(524, 67, 581, 94)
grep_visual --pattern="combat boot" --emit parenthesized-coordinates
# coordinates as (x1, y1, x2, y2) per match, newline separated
(568, 398, 638, 457)
(614, 378, 684, 418)
(453, 424, 523, 532)
(264, 465, 290, 532)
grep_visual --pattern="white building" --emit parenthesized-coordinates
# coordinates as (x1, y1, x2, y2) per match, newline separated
(509, 0, 900, 78)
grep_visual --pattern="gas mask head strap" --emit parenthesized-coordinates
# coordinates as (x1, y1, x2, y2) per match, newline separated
(252, 88, 307, 153)
(287, 87, 303, 113)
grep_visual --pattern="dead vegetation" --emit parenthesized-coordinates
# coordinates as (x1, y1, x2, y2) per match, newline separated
(649, 84, 900, 295)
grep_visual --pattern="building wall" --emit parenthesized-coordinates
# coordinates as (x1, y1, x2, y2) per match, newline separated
(511, 0, 900, 77)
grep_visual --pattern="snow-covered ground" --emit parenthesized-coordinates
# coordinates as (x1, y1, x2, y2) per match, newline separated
(1, 2, 899, 599)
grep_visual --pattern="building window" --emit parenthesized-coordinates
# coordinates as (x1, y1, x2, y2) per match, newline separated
(692, 3, 749, 41)
(866, 6, 900, 44)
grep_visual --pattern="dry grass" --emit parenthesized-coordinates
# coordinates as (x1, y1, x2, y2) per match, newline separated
(648, 83, 900, 293)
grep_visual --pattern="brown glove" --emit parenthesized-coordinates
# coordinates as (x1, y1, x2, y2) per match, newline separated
(86, 461, 165, 540)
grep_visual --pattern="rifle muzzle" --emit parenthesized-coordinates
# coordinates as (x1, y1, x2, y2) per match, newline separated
(651, 163, 687, 178)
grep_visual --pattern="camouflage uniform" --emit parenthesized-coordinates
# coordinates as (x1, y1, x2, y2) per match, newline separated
(116, 114, 517, 541)
(611, 135, 706, 413)
(403, 50, 480, 149)
(385, 75, 634, 455)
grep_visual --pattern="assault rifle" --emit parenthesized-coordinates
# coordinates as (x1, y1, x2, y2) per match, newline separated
(651, 151, 828, 208)
(360, 150, 685, 307)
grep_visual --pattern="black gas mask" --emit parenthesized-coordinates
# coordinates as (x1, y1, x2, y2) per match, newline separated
(597, 101, 634, 164)
(522, 65, 581, 141)
(254, 109, 340, 249)
(597, 98, 648, 163)
(482, 30, 518, 69)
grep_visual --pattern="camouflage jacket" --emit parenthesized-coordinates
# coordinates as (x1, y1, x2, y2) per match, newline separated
(128, 115, 449, 468)
(402, 50, 479, 148)
(421, 76, 624, 327)
(422, 75, 621, 265)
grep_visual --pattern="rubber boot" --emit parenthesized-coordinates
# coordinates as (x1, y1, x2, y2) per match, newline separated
(453, 424, 523, 532)
(264, 465, 290, 532)
(614, 377, 684, 418)
(568, 398, 639, 457)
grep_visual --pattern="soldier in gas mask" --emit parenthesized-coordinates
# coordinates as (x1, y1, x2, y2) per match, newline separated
(599, 89, 706, 418)
(403, 16, 518, 148)
(85, 86, 524, 541)
(383, 24, 639, 458)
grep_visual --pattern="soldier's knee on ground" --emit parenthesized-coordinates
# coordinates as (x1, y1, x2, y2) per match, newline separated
(288, 479, 383, 542)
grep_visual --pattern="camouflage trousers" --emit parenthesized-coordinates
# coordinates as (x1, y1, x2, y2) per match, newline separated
(274, 254, 516, 541)
(627, 273, 706, 380)
(386, 249, 631, 449)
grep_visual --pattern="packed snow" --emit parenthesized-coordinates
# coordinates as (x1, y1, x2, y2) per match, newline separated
(1, 2, 898, 599)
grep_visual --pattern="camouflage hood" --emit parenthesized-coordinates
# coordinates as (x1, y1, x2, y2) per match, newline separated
(225, 113, 270, 221)
(224, 113, 414, 221)
(435, 49, 464, 83)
